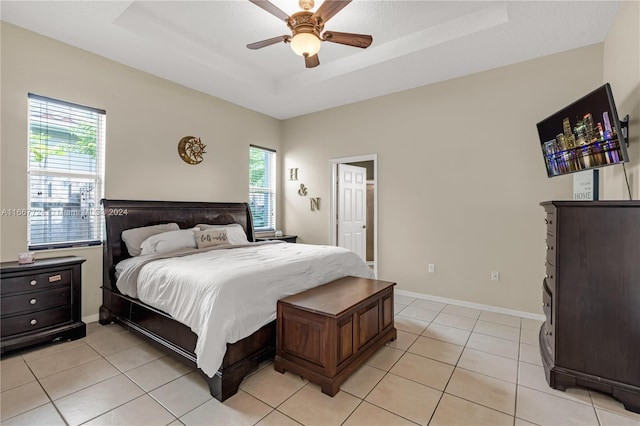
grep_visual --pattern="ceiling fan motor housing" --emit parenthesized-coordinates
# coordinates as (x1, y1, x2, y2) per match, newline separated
(288, 11, 323, 40)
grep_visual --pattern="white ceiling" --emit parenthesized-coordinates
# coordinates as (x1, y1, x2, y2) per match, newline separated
(1, 1, 620, 120)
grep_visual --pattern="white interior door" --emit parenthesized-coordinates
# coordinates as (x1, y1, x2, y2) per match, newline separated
(337, 164, 367, 261)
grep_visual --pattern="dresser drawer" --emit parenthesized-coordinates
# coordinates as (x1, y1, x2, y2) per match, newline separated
(2, 269, 72, 294)
(542, 281, 554, 353)
(544, 233, 556, 254)
(1, 307, 72, 337)
(545, 234, 556, 263)
(544, 212, 556, 235)
(1, 286, 71, 317)
(542, 281, 552, 325)
(544, 262, 555, 292)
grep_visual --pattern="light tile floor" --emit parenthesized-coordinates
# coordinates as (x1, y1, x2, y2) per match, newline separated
(2, 296, 639, 426)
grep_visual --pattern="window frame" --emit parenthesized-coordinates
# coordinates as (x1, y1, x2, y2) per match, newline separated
(249, 145, 277, 233)
(27, 93, 106, 250)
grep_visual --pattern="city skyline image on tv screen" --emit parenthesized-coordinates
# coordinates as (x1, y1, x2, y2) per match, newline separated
(536, 83, 629, 178)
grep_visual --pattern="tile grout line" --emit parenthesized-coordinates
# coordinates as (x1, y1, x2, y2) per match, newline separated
(590, 389, 604, 426)
(346, 302, 446, 425)
(19, 333, 180, 425)
(425, 311, 479, 425)
(342, 322, 427, 425)
(1, 355, 69, 425)
(513, 323, 523, 425)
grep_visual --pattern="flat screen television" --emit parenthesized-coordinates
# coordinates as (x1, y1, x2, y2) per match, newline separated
(536, 83, 629, 178)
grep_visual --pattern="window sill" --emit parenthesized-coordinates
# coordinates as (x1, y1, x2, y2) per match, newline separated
(29, 241, 103, 251)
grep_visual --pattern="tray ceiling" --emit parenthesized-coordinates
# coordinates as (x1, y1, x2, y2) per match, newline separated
(1, 1, 620, 119)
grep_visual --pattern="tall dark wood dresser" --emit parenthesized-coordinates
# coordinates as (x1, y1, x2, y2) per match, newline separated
(1, 256, 86, 355)
(540, 201, 640, 413)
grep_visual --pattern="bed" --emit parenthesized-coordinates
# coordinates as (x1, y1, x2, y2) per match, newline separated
(99, 199, 371, 401)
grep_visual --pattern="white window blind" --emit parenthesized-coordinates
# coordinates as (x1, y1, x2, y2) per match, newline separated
(249, 145, 276, 231)
(27, 93, 106, 250)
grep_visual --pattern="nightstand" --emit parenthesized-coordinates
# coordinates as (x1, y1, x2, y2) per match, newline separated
(1, 256, 86, 355)
(256, 235, 298, 243)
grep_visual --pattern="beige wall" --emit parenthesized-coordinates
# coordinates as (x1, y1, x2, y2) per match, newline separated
(3, 2, 636, 320)
(603, 1, 640, 199)
(282, 45, 606, 314)
(0, 23, 282, 319)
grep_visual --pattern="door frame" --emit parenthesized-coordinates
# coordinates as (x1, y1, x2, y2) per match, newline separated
(330, 154, 378, 278)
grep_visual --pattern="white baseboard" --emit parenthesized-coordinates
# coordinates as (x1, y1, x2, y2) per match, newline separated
(82, 314, 100, 324)
(395, 289, 545, 322)
(81, 293, 544, 326)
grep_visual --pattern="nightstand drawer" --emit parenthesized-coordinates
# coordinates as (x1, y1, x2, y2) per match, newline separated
(2, 269, 72, 294)
(1, 256, 85, 354)
(256, 235, 297, 243)
(1, 307, 72, 337)
(1, 286, 71, 317)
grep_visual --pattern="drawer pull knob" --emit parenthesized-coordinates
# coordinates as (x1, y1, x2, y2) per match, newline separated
(543, 302, 550, 307)
(545, 330, 552, 336)
(30, 298, 37, 305)
(30, 319, 37, 325)
(49, 274, 62, 283)
(546, 246, 553, 251)
(30, 280, 37, 286)
(544, 219, 553, 225)
(545, 274, 553, 279)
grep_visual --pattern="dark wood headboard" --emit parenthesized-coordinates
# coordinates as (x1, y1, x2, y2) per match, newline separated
(101, 199, 255, 291)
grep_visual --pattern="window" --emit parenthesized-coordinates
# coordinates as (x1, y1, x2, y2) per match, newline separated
(27, 93, 106, 250)
(249, 145, 276, 232)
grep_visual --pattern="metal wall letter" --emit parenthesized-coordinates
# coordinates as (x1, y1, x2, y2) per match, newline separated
(298, 184, 308, 196)
(310, 197, 320, 211)
(289, 168, 299, 181)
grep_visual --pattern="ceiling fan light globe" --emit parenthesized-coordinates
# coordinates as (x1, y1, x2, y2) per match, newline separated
(290, 33, 321, 57)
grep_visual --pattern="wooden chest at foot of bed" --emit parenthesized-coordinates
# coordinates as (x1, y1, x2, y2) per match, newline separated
(275, 276, 396, 396)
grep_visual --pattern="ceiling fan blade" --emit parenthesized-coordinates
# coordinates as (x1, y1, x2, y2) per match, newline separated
(249, 0, 289, 22)
(305, 54, 320, 68)
(323, 31, 372, 48)
(247, 35, 290, 50)
(314, 0, 351, 24)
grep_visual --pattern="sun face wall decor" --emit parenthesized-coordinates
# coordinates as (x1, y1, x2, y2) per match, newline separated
(178, 136, 207, 164)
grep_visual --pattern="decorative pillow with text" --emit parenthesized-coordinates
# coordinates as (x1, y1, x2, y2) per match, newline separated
(195, 223, 249, 245)
(194, 229, 229, 249)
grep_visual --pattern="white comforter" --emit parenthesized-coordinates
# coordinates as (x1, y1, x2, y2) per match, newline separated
(115, 242, 373, 377)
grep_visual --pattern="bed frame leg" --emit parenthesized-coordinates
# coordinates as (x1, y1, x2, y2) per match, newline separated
(205, 345, 275, 402)
(205, 359, 261, 402)
(98, 305, 114, 325)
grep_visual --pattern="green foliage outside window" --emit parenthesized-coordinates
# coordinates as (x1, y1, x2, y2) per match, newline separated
(249, 146, 275, 231)
(250, 146, 265, 186)
(30, 122, 97, 165)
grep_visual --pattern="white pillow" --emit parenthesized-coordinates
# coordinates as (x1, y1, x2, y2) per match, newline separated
(122, 223, 179, 256)
(140, 228, 199, 255)
(195, 223, 249, 245)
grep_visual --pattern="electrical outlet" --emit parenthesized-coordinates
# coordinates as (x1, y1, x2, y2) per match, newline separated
(428, 264, 435, 273)
(491, 271, 500, 281)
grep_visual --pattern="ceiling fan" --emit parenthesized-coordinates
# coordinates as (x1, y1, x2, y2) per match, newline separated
(247, 0, 373, 68)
